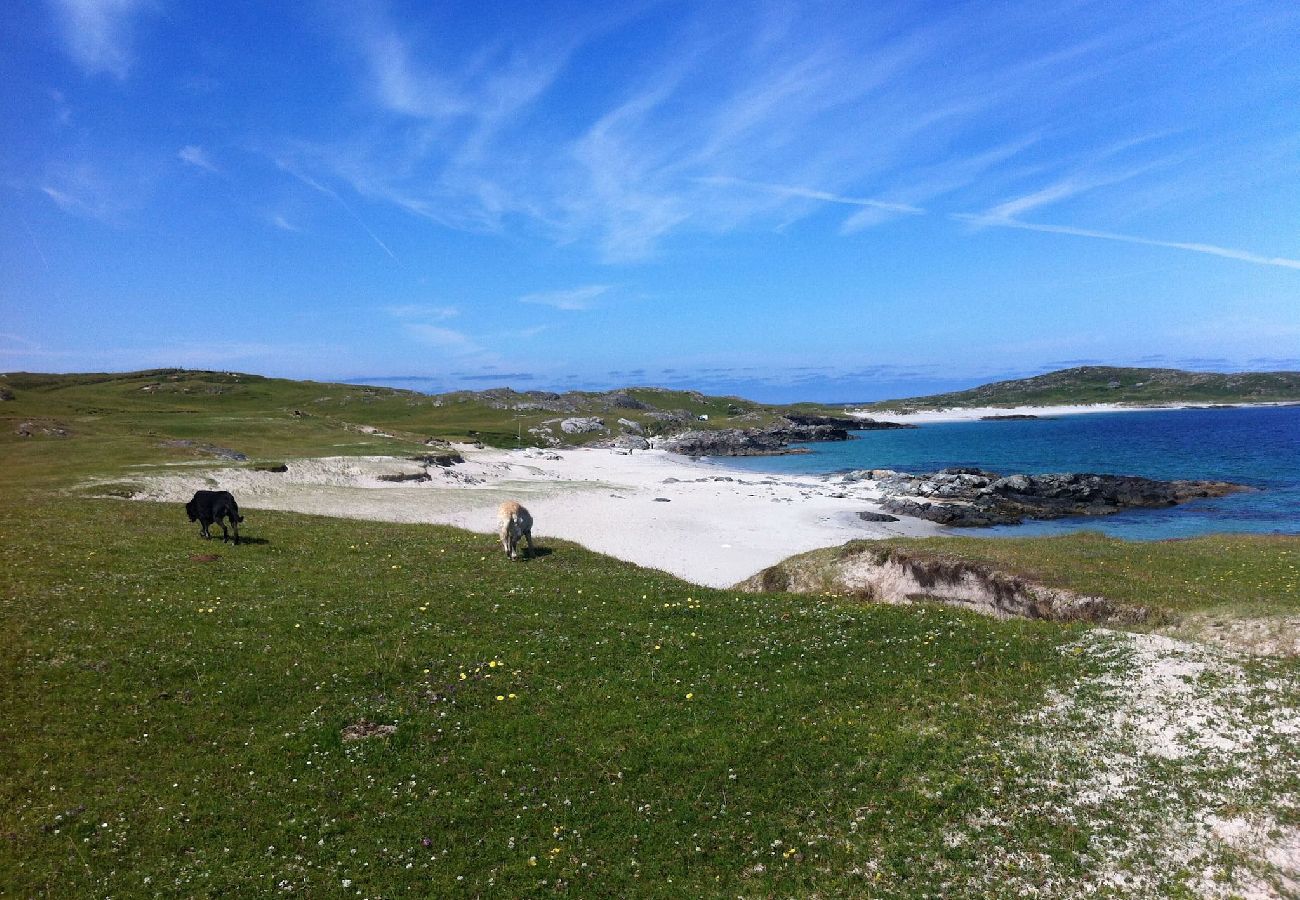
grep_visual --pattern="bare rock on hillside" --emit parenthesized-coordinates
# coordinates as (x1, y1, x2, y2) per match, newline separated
(158, 439, 247, 460)
(16, 420, 70, 438)
(560, 416, 607, 434)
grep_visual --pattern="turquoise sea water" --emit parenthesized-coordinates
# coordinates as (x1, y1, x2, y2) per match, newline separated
(716, 405, 1300, 539)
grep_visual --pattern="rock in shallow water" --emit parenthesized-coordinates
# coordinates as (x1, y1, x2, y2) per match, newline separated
(865, 470, 1248, 527)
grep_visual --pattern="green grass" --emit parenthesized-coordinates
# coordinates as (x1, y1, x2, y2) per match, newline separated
(1, 498, 1080, 897)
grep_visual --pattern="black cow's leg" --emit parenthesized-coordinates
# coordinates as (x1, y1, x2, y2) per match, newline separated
(218, 519, 229, 543)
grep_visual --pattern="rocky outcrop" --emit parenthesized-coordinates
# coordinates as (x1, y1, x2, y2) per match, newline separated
(852, 418, 920, 430)
(660, 428, 793, 456)
(607, 392, 651, 410)
(661, 420, 863, 456)
(409, 452, 464, 467)
(786, 413, 918, 431)
(378, 471, 432, 483)
(560, 417, 607, 434)
(158, 439, 246, 460)
(782, 413, 862, 429)
(16, 420, 70, 438)
(766, 423, 851, 442)
(851, 467, 1248, 526)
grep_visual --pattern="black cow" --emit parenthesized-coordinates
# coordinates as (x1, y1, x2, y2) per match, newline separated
(185, 490, 244, 544)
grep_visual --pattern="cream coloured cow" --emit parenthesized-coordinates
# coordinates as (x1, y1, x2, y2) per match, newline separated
(497, 500, 534, 560)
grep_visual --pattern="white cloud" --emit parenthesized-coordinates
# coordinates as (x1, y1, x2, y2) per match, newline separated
(386, 304, 459, 321)
(701, 176, 924, 216)
(518, 285, 610, 311)
(986, 181, 1083, 221)
(953, 213, 1300, 270)
(48, 0, 150, 79)
(178, 145, 219, 174)
(40, 162, 122, 220)
(404, 324, 481, 354)
(269, 214, 300, 232)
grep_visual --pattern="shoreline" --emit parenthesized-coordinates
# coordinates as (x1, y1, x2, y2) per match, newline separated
(108, 447, 943, 589)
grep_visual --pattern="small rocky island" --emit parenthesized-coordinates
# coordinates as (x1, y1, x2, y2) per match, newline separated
(844, 467, 1248, 526)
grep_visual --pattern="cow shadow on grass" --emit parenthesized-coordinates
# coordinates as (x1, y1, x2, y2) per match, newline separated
(192, 536, 271, 547)
(519, 546, 554, 560)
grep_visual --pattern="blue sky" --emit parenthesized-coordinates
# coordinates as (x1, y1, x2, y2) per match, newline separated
(2, 0, 1298, 402)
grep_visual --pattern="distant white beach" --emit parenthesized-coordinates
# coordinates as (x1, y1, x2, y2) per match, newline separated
(856, 402, 1228, 424)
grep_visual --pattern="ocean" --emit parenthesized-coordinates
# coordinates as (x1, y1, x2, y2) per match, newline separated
(717, 405, 1300, 540)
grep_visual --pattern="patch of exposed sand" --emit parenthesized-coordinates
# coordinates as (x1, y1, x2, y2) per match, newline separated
(955, 630, 1300, 898)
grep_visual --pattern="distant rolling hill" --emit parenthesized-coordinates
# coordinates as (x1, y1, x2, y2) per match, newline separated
(862, 366, 1300, 411)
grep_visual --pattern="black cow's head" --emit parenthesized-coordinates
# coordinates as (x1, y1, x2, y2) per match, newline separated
(185, 498, 198, 522)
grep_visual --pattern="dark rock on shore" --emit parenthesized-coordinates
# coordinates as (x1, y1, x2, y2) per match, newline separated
(850, 418, 920, 430)
(409, 452, 464, 467)
(661, 419, 860, 456)
(766, 423, 851, 442)
(782, 413, 862, 429)
(660, 428, 797, 456)
(857, 511, 900, 523)
(379, 471, 432, 483)
(856, 468, 1248, 527)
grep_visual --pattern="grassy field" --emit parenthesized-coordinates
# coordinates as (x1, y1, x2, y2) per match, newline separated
(2, 499, 1083, 897)
(4, 368, 1299, 896)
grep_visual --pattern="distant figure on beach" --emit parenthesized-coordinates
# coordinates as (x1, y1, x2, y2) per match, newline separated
(497, 500, 534, 560)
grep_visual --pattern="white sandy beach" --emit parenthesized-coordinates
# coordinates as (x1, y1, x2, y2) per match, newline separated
(114, 447, 941, 588)
(854, 402, 1186, 424)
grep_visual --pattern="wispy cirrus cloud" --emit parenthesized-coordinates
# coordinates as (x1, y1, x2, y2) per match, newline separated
(258, 1, 1300, 272)
(178, 145, 219, 174)
(276, 159, 398, 261)
(953, 212, 1300, 270)
(47, 0, 152, 79)
(40, 161, 125, 220)
(519, 285, 610, 311)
